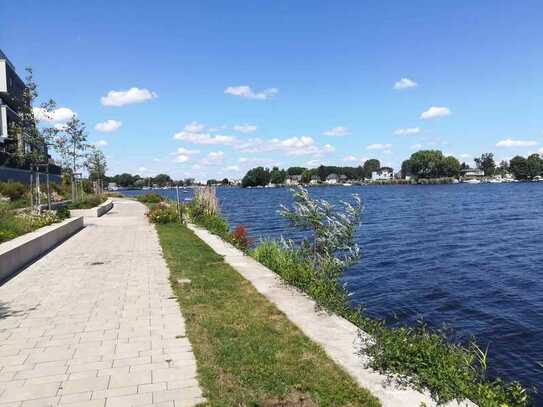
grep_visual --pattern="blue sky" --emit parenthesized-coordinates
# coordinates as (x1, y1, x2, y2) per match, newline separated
(1, 1, 542, 180)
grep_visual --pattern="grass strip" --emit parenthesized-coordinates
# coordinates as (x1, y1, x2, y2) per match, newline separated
(156, 222, 380, 407)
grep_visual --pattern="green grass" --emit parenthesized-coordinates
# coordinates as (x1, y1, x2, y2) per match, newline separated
(156, 222, 380, 407)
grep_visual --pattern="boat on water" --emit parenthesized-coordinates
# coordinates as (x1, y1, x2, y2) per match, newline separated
(463, 179, 481, 184)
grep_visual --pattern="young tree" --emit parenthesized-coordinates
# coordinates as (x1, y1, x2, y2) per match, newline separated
(57, 116, 89, 201)
(85, 147, 108, 194)
(7, 68, 59, 209)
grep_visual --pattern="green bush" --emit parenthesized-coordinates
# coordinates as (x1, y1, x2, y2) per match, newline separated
(56, 206, 71, 220)
(147, 202, 178, 224)
(68, 194, 106, 209)
(0, 209, 62, 243)
(0, 181, 28, 201)
(194, 213, 229, 237)
(137, 193, 163, 203)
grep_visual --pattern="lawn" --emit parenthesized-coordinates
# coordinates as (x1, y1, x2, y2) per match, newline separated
(156, 222, 380, 407)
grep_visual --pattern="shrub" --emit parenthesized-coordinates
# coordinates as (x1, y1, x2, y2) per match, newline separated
(0, 181, 28, 201)
(56, 206, 71, 220)
(229, 224, 250, 251)
(0, 209, 63, 243)
(68, 194, 106, 209)
(137, 193, 163, 204)
(194, 213, 229, 237)
(147, 202, 178, 224)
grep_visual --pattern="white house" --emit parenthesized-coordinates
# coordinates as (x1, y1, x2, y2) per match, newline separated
(461, 168, 485, 178)
(326, 173, 339, 184)
(286, 175, 302, 185)
(371, 169, 393, 181)
(310, 175, 320, 185)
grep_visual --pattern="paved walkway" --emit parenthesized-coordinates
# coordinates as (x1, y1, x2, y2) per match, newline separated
(0, 199, 204, 407)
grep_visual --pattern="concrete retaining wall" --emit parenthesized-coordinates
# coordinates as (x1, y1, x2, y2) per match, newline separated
(97, 199, 113, 217)
(0, 216, 83, 283)
(70, 199, 114, 218)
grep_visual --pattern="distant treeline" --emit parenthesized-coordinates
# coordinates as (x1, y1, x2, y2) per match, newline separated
(242, 150, 543, 187)
(242, 160, 382, 187)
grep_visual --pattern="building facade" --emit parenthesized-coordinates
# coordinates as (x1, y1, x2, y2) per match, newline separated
(0, 49, 61, 184)
(0, 49, 26, 153)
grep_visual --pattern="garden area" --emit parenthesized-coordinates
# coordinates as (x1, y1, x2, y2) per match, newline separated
(0, 180, 110, 244)
(0, 181, 70, 243)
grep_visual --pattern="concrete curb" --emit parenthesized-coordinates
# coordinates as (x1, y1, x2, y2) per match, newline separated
(0, 216, 84, 283)
(187, 223, 476, 407)
(70, 198, 114, 218)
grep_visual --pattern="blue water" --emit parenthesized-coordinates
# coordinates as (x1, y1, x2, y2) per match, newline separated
(125, 184, 543, 401)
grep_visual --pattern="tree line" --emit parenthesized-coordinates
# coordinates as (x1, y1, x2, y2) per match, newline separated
(241, 160, 383, 187)
(241, 150, 543, 187)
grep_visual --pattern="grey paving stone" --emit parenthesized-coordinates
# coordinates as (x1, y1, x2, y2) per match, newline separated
(0, 200, 204, 406)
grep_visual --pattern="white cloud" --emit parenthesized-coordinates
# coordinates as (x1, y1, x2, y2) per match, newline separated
(94, 140, 108, 147)
(207, 151, 224, 160)
(33, 107, 75, 124)
(410, 144, 423, 150)
(323, 126, 350, 137)
(100, 87, 157, 107)
(394, 78, 417, 90)
(224, 85, 278, 100)
(236, 136, 333, 157)
(95, 119, 122, 132)
(496, 139, 538, 148)
(176, 147, 199, 155)
(367, 143, 392, 150)
(460, 153, 471, 158)
(343, 155, 357, 162)
(394, 127, 420, 136)
(420, 106, 451, 119)
(200, 151, 225, 166)
(184, 121, 205, 132)
(173, 122, 236, 145)
(176, 155, 190, 163)
(174, 147, 200, 163)
(233, 124, 257, 133)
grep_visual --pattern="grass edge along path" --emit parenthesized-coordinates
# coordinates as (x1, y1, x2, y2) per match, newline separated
(156, 222, 380, 407)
